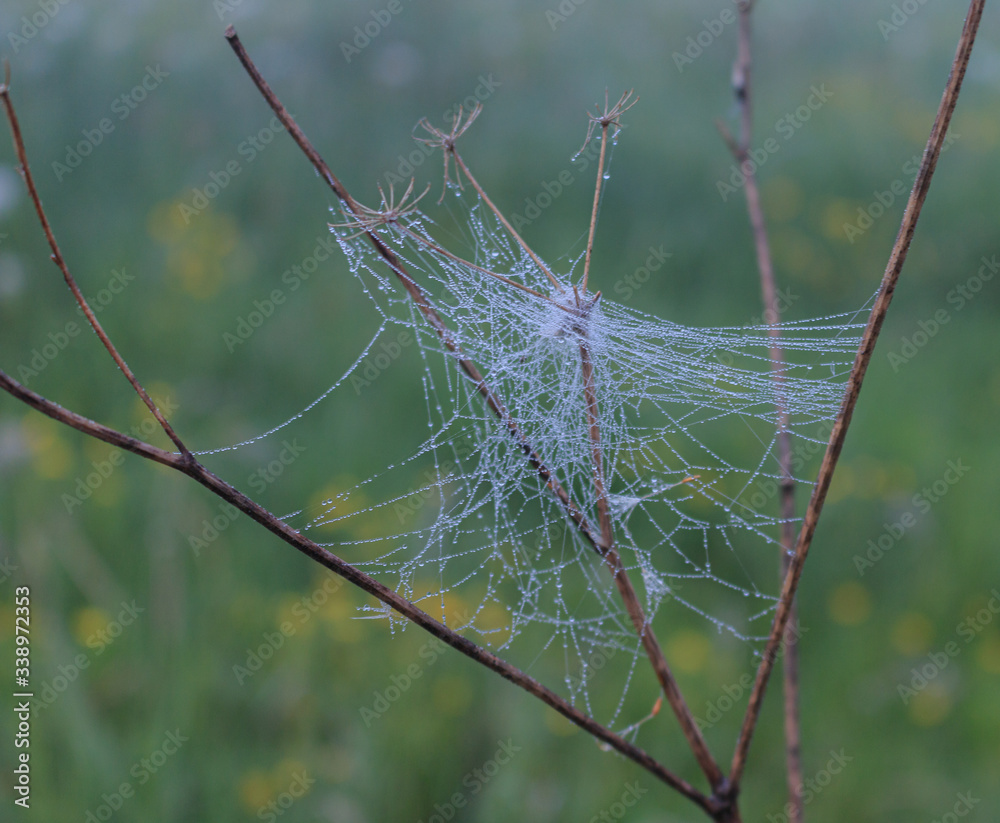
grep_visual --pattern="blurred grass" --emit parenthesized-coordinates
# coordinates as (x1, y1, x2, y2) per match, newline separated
(1, 1, 999, 821)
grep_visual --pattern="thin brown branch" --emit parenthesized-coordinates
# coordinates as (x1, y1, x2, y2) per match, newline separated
(452, 149, 564, 291)
(0, 367, 711, 812)
(718, 4, 802, 816)
(389, 220, 561, 305)
(729, 0, 986, 789)
(0, 71, 190, 460)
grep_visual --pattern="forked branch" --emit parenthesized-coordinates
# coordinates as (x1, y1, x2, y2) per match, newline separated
(0, 67, 190, 461)
(728, 0, 986, 790)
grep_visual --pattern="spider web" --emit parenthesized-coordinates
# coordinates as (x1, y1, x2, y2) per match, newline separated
(198, 153, 869, 730)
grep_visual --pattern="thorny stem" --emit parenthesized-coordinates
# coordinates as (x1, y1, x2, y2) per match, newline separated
(0, 63, 716, 814)
(0, 69, 191, 462)
(729, 0, 985, 791)
(718, 3, 802, 817)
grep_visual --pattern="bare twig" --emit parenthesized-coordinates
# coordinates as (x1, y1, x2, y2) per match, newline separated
(0, 69, 190, 460)
(717, 4, 802, 816)
(729, 0, 986, 790)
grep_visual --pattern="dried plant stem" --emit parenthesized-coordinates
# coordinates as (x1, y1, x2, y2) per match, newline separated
(717, 3, 802, 816)
(0, 73, 190, 460)
(580, 118, 607, 293)
(729, 0, 986, 790)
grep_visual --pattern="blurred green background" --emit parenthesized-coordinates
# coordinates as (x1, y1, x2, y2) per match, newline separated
(1, 1, 998, 821)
